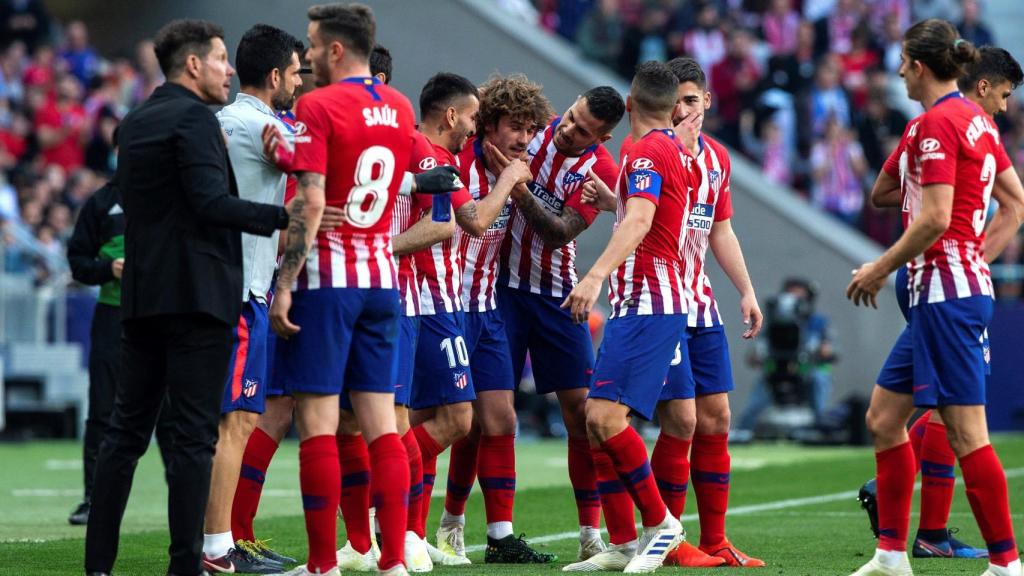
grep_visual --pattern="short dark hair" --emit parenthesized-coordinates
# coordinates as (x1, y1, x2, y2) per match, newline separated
(153, 19, 224, 77)
(370, 44, 392, 83)
(630, 61, 679, 116)
(959, 45, 1024, 92)
(666, 56, 706, 89)
(307, 3, 375, 61)
(236, 24, 301, 88)
(420, 72, 479, 120)
(904, 19, 980, 81)
(581, 86, 625, 131)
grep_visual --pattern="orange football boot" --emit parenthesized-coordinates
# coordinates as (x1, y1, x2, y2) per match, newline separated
(665, 541, 727, 567)
(700, 539, 766, 567)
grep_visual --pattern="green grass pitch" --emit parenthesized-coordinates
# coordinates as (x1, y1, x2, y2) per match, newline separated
(2, 435, 1024, 575)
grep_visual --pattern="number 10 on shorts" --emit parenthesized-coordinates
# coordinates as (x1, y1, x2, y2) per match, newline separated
(441, 336, 470, 369)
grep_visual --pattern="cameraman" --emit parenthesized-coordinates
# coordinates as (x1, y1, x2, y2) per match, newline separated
(738, 278, 836, 431)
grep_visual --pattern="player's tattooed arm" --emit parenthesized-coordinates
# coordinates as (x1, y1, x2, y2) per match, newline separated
(513, 189, 587, 248)
(277, 171, 326, 287)
(393, 212, 456, 255)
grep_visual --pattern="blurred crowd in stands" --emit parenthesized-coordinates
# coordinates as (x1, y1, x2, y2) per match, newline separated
(2, 0, 1024, 301)
(0, 0, 163, 287)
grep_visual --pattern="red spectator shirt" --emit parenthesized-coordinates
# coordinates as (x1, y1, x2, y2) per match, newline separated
(35, 99, 86, 172)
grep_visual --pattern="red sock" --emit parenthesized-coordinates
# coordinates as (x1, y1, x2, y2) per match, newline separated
(592, 446, 638, 545)
(918, 421, 956, 535)
(337, 433, 371, 554)
(875, 441, 916, 552)
(602, 427, 666, 528)
(412, 425, 444, 535)
(960, 444, 1018, 566)
(478, 434, 516, 524)
(651, 432, 691, 519)
(568, 436, 600, 528)
(402, 430, 424, 539)
(908, 412, 930, 472)
(231, 427, 278, 541)
(299, 435, 339, 573)
(369, 433, 409, 571)
(692, 433, 730, 547)
(445, 431, 479, 516)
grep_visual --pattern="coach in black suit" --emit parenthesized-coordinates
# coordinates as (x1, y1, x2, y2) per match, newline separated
(84, 20, 289, 576)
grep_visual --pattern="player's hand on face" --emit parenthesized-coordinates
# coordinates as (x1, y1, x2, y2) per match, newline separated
(501, 157, 533, 186)
(484, 141, 511, 171)
(270, 289, 301, 338)
(561, 274, 601, 324)
(582, 169, 617, 212)
(847, 261, 886, 308)
(318, 205, 346, 231)
(740, 294, 763, 339)
(675, 112, 702, 157)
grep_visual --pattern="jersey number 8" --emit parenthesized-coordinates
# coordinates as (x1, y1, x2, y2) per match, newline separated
(347, 145, 395, 228)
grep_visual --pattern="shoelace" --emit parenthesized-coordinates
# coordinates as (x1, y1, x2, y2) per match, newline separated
(509, 533, 554, 561)
(235, 541, 267, 561)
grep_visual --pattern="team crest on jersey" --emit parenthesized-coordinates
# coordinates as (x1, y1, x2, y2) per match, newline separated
(562, 171, 585, 195)
(453, 371, 468, 390)
(419, 157, 437, 170)
(708, 169, 721, 190)
(242, 378, 259, 398)
(632, 157, 654, 170)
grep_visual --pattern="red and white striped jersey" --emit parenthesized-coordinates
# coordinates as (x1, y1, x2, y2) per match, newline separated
(882, 93, 1010, 306)
(391, 132, 436, 316)
(412, 137, 474, 315)
(608, 129, 699, 319)
(458, 138, 511, 312)
(290, 76, 415, 291)
(498, 118, 617, 297)
(683, 134, 733, 327)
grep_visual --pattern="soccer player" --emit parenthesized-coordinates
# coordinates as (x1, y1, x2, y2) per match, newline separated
(562, 60, 698, 574)
(405, 73, 528, 567)
(847, 20, 1021, 576)
(268, 5, 452, 575)
(197, 24, 303, 574)
(230, 56, 330, 569)
(479, 86, 623, 561)
(436, 73, 554, 565)
(857, 44, 1024, 560)
(333, 45, 456, 574)
(651, 57, 764, 568)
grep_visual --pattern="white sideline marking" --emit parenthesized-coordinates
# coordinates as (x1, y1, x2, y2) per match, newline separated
(44, 459, 81, 471)
(463, 466, 1024, 553)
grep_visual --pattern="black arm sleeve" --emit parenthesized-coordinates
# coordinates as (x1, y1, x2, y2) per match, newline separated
(176, 108, 288, 237)
(66, 193, 115, 285)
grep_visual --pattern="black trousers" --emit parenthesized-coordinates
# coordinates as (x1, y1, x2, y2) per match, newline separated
(85, 313, 233, 575)
(82, 303, 121, 502)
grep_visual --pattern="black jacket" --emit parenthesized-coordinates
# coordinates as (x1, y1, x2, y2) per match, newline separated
(117, 82, 288, 325)
(67, 179, 125, 306)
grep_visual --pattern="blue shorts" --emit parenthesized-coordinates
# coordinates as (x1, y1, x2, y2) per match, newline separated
(877, 296, 992, 406)
(895, 266, 910, 322)
(221, 299, 270, 415)
(463, 309, 515, 393)
(589, 313, 687, 420)
(411, 312, 476, 409)
(342, 316, 419, 410)
(498, 287, 595, 393)
(661, 324, 734, 400)
(274, 287, 400, 396)
(264, 330, 288, 397)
